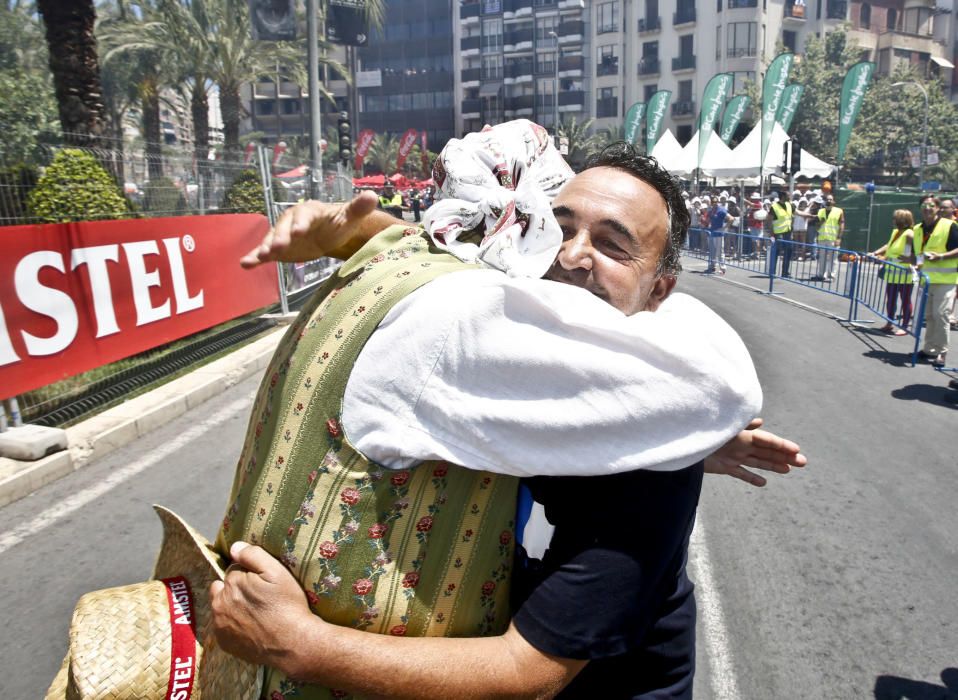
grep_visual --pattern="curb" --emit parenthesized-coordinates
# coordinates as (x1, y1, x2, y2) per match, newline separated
(0, 326, 287, 509)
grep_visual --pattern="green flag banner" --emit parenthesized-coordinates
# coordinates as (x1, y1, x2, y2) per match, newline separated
(760, 52, 794, 169)
(645, 90, 672, 153)
(697, 73, 733, 168)
(719, 95, 750, 144)
(776, 84, 804, 134)
(624, 102, 646, 145)
(838, 61, 875, 163)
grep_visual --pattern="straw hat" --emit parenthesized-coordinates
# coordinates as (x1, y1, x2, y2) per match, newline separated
(45, 506, 261, 700)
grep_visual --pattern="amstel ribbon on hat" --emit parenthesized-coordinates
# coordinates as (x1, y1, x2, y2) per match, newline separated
(161, 576, 197, 700)
(423, 119, 574, 279)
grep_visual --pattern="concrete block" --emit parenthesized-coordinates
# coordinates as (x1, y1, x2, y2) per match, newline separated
(0, 424, 68, 461)
(134, 395, 189, 436)
(185, 376, 227, 410)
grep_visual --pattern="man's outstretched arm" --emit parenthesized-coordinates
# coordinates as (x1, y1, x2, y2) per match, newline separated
(210, 543, 585, 700)
(240, 192, 404, 268)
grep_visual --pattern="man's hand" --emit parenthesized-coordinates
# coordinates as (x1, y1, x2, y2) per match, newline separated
(209, 542, 319, 675)
(240, 191, 384, 268)
(704, 418, 807, 487)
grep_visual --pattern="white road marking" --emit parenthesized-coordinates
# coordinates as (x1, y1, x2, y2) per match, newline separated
(689, 520, 741, 700)
(0, 395, 251, 557)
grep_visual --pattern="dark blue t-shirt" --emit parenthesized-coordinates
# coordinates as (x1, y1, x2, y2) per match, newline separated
(512, 463, 704, 699)
(709, 207, 729, 233)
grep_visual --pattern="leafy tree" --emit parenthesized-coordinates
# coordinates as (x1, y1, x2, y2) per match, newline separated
(0, 6, 59, 164)
(364, 133, 399, 175)
(26, 148, 129, 222)
(143, 175, 190, 216)
(220, 168, 282, 214)
(36, 0, 107, 146)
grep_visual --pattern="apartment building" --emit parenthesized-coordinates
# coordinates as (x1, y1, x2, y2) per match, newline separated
(455, 0, 589, 135)
(454, 0, 955, 145)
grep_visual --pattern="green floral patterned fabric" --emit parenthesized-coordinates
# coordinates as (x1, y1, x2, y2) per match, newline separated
(216, 225, 518, 699)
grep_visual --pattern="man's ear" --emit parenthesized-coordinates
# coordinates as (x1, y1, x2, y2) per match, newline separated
(645, 274, 677, 312)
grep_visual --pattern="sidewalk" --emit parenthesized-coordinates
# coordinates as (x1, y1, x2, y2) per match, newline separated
(0, 325, 288, 509)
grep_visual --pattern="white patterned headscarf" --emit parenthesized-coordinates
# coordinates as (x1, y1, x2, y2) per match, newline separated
(422, 119, 575, 279)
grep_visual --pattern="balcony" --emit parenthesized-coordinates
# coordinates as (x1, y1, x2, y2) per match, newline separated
(504, 27, 534, 51)
(462, 98, 482, 117)
(558, 54, 584, 76)
(461, 67, 481, 86)
(596, 57, 619, 76)
(673, 7, 696, 25)
(503, 0, 533, 19)
(558, 90, 585, 111)
(638, 57, 660, 75)
(537, 93, 555, 108)
(505, 94, 536, 114)
(783, 1, 806, 21)
(461, 2, 480, 20)
(638, 16, 661, 33)
(461, 36, 481, 54)
(877, 28, 944, 55)
(727, 47, 757, 59)
(595, 97, 618, 118)
(556, 20, 584, 43)
(671, 100, 695, 117)
(672, 55, 696, 72)
(504, 59, 535, 83)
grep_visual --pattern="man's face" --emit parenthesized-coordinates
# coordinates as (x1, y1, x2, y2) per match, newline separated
(825, 195, 835, 207)
(545, 166, 675, 316)
(921, 198, 939, 224)
(940, 199, 955, 219)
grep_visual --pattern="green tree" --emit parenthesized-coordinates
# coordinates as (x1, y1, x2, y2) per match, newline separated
(26, 148, 129, 222)
(558, 116, 603, 169)
(364, 133, 399, 175)
(36, 0, 107, 146)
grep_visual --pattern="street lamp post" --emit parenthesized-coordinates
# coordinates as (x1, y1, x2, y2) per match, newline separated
(892, 80, 928, 189)
(549, 30, 559, 139)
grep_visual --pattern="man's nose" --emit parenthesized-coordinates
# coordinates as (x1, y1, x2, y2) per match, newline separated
(556, 229, 594, 271)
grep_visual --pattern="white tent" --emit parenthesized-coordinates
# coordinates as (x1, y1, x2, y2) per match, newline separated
(674, 130, 735, 176)
(649, 129, 685, 172)
(706, 122, 834, 179)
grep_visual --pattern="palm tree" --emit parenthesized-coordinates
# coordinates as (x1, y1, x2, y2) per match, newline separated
(364, 133, 399, 175)
(558, 116, 603, 169)
(36, 0, 107, 145)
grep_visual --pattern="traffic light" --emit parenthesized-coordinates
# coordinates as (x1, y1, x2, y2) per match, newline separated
(338, 112, 353, 166)
(782, 138, 802, 175)
(248, 0, 296, 41)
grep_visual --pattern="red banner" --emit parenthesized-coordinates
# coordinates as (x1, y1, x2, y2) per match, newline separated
(0, 215, 279, 399)
(396, 128, 418, 170)
(353, 129, 376, 171)
(420, 131, 429, 174)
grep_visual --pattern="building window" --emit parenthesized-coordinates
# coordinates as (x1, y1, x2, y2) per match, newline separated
(826, 0, 847, 20)
(597, 45, 619, 75)
(535, 15, 558, 41)
(597, 1, 619, 34)
(859, 3, 870, 29)
(596, 87, 618, 117)
(877, 48, 891, 74)
(716, 26, 722, 59)
(679, 33, 694, 58)
(482, 0, 502, 14)
(678, 79, 693, 102)
(282, 99, 300, 115)
(727, 22, 756, 58)
(256, 99, 275, 115)
(782, 30, 797, 53)
(482, 53, 503, 79)
(536, 51, 555, 73)
(886, 8, 896, 30)
(482, 18, 502, 52)
(643, 84, 658, 102)
(728, 0, 757, 6)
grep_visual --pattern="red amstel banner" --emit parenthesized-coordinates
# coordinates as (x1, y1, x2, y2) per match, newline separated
(396, 128, 418, 170)
(0, 214, 279, 399)
(353, 128, 376, 171)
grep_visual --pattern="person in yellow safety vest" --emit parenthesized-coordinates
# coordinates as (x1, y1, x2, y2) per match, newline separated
(378, 184, 404, 219)
(939, 197, 958, 331)
(769, 191, 794, 278)
(868, 209, 916, 336)
(913, 195, 958, 367)
(807, 194, 843, 282)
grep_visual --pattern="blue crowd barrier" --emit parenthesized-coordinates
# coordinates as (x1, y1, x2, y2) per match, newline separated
(685, 227, 931, 366)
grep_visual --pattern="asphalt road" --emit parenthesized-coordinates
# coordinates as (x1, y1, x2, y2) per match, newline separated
(1, 263, 955, 699)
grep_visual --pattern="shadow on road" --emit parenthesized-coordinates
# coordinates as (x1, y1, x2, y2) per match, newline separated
(890, 383, 958, 408)
(874, 667, 958, 699)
